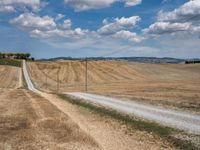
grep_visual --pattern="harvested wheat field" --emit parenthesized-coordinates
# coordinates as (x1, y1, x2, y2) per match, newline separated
(28, 60, 200, 113)
(0, 63, 176, 150)
(0, 64, 99, 149)
(0, 65, 22, 89)
(0, 89, 100, 150)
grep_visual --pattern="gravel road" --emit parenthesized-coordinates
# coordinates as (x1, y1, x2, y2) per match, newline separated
(67, 92, 200, 135)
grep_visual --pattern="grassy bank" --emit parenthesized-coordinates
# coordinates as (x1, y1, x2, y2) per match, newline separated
(59, 94, 199, 150)
(0, 59, 21, 67)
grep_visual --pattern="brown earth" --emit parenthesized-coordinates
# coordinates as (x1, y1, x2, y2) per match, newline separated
(28, 60, 200, 113)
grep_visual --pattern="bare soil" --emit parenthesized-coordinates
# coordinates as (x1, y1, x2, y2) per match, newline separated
(28, 61, 200, 113)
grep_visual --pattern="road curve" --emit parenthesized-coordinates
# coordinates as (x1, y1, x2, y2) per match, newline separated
(22, 60, 200, 135)
(67, 92, 200, 135)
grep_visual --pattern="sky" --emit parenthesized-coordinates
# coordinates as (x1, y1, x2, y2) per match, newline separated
(0, 0, 200, 59)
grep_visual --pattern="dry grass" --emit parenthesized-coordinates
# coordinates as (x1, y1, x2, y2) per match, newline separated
(28, 60, 200, 113)
(0, 89, 100, 150)
(0, 65, 21, 89)
(0, 64, 100, 149)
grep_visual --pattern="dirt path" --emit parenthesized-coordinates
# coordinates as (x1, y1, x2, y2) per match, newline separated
(0, 89, 100, 150)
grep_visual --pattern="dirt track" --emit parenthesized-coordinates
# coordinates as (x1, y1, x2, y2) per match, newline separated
(28, 61, 200, 113)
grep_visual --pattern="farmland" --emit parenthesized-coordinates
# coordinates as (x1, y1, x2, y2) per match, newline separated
(0, 65, 22, 89)
(0, 63, 100, 149)
(27, 60, 200, 113)
(0, 60, 176, 150)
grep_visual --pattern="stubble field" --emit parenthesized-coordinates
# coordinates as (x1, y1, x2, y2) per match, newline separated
(0, 64, 175, 150)
(27, 60, 200, 113)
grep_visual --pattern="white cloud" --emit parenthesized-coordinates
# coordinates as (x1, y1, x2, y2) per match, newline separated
(0, 0, 41, 12)
(144, 0, 200, 37)
(10, 12, 142, 44)
(143, 22, 191, 36)
(0, 5, 15, 12)
(30, 28, 89, 39)
(113, 30, 143, 42)
(64, 0, 142, 11)
(61, 19, 72, 29)
(158, 0, 200, 23)
(10, 13, 88, 39)
(124, 0, 142, 7)
(10, 13, 56, 30)
(55, 14, 65, 21)
(98, 16, 140, 35)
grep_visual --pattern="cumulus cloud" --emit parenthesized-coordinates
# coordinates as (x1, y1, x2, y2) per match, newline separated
(10, 13, 56, 30)
(144, 0, 200, 37)
(64, 0, 142, 11)
(10, 12, 142, 43)
(158, 0, 200, 23)
(143, 22, 191, 36)
(30, 28, 89, 39)
(10, 13, 89, 39)
(98, 16, 140, 35)
(0, 0, 41, 12)
(113, 30, 143, 42)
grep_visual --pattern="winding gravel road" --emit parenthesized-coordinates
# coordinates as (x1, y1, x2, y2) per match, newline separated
(23, 60, 200, 135)
(66, 93, 200, 135)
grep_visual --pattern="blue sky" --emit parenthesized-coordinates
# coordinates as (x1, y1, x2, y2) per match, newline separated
(0, 0, 199, 59)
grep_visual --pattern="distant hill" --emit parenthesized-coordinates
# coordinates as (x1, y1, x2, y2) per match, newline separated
(38, 57, 188, 64)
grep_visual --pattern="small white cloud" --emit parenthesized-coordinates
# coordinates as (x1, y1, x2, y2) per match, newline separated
(0, 0, 41, 12)
(10, 13, 56, 30)
(113, 30, 143, 42)
(124, 0, 142, 7)
(98, 16, 140, 35)
(143, 22, 191, 36)
(64, 0, 142, 11)
(55, 14, 65, 21)
(59, 19, 72, 29)
(0, 5, 15, 12)
(30, 28, 88, 39)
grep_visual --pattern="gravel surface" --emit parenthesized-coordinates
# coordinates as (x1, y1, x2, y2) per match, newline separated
(67, 92, 200, 135)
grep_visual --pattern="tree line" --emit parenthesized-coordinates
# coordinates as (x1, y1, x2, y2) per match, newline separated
(0, 53, 34, 60)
